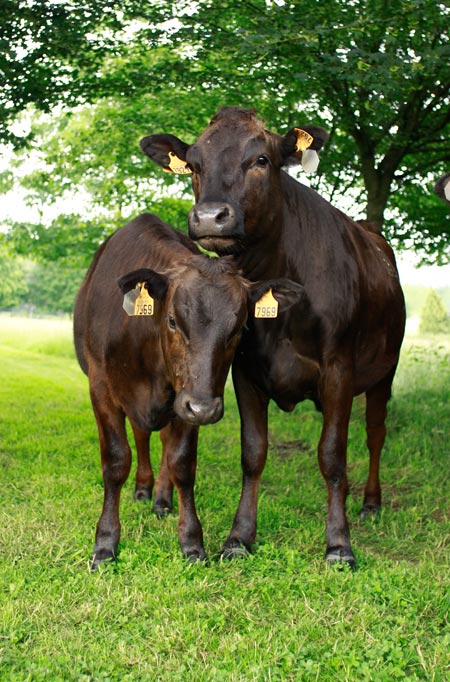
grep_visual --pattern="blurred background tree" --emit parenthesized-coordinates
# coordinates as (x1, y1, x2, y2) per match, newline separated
(1, 0, 449, 305)
(419, 289, 450, 334)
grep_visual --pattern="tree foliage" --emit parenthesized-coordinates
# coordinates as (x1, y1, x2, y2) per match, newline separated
(0, 241, 28, 308)
(2, 0, 450, 262)
(0, 0, 122, 144)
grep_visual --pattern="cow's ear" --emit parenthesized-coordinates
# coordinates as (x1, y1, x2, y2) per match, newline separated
(280, 125, 328, 172)
(248, 279, 306, 317)
(118, 269, 169, 300)
(140, 134, 192, 175)
(434, 172, 450, 204)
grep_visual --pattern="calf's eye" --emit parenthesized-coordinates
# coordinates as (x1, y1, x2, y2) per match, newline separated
(256, 156, 269, 167)
(168, 315, 177, 331)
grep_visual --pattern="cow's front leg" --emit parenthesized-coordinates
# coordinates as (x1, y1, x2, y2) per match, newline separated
(222, 366, 269, 558)
(165, 420, 205, 561)
(318, 363, 355, 567)
(90, 380, 131, 569)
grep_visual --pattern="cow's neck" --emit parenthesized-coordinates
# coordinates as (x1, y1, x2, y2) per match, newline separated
(234, 172, 310, 282)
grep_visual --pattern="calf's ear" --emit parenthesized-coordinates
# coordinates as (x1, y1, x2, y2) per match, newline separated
(117, 269, 169, 299)
(280, 125, 328, 172)
(140, 133, 192, 175)
(248, 279, 306, 315)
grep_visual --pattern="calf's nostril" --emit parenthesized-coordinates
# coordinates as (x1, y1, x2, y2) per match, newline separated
(186, 401, 203, 417)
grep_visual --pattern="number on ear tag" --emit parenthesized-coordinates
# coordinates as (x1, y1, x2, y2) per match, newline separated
(255, 288, 278, 319)
(294, 128, 313, 152)
(123, 283, 154, 316)
(163, 151, 192, 175)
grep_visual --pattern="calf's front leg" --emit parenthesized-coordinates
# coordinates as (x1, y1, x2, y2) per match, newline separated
(164, 419, 205, 561)
(90, 381, 131, 569)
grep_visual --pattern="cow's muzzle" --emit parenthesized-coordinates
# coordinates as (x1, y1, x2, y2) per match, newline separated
(188, 202, 243, 240)
(175, 393, 224, 425)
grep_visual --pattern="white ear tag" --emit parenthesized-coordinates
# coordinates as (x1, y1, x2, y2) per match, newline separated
(123, 283, 154, 316)
(301, 149, 320, 173)
(444, 179, 450, 202)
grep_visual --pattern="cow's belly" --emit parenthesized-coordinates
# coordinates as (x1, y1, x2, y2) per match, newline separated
(353, 327, 403, 395)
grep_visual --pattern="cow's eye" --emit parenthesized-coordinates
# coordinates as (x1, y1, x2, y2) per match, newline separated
(256, 156, 269, 167)
(168, 315, 177, 331)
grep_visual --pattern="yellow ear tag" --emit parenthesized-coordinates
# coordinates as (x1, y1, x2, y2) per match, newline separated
(163, 151, 192, 175)
(294, 128, 313, 152)
(123, 283, 154, 316)
(254, 288, 278, 319)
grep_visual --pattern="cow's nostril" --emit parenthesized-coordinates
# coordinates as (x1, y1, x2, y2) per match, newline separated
(215, 207, 230, 225)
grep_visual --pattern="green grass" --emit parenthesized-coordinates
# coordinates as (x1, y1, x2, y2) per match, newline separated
(0, 316, 449, 681)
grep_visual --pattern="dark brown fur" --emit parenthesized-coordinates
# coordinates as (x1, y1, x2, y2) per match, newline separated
(75, 212, 302, 567)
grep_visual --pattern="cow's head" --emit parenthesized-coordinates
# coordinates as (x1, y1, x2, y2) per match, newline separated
(434, 172, 450, 205)
(140, 107, 328, 255)
(118, 260, 303, 425)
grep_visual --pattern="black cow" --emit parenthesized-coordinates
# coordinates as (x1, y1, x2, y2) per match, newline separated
(140, 107, 406, 568)
(74, 213, 301, 567)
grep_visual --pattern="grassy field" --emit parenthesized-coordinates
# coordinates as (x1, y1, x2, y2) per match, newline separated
(0, 315, 449, 681)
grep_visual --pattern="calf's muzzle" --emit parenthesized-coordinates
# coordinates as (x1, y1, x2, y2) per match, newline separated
(176, 393, 224, 425)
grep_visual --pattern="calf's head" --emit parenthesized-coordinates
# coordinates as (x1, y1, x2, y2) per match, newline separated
(118, 260, 303, 425)
(141, 107, 328, 255)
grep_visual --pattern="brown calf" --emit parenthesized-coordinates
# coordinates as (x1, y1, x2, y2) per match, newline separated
(74, 212, 302, 567)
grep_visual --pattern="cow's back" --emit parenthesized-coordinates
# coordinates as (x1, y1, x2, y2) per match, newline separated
(74, 214, 198, 374)
(278, 174, 405, 353)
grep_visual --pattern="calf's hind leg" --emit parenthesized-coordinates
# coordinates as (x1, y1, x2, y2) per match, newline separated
(361, 368, 396, 520)
(131, 423, 154, 501)
(90, 383, 132, 569)
(152, 426, 175, 517)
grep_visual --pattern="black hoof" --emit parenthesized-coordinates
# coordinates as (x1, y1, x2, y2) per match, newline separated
(325, 547, 356, 570)
(360, 504, 381, 521)
(220, 542, 250, 561)
(90, 549, 116, 572)
(133, 487, 152, 501)
(153, 501, 173, 518)
(184, 549, 207, 564)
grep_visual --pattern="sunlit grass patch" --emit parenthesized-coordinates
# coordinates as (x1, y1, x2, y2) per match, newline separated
(1, 319, 449, 680)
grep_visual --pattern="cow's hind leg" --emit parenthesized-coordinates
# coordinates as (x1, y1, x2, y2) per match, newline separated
(131, 423, 154, 501)
(90, 382, 131, 569)
(153, 426, 175, 517)
(361, 368, 396, 520)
